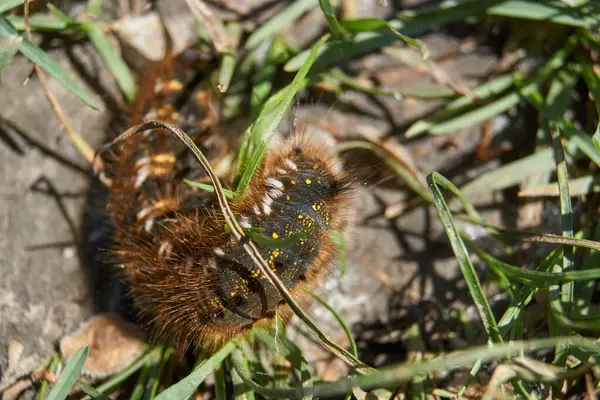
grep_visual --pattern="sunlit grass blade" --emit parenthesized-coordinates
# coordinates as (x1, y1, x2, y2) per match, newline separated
(235, 34, 330, 194)
(518, 175, 600, 197)
(0, 16, 98, 109)
(318, 0, 347, 38)
(460, 148, 554, 195)
(405, 73, 516, 137)
(245, 0, 316, 49)
(47, 346, 88, 400)
(0, 0, 24, 13)
(87, 27, 137, 102)
(154, 342, 236, 400)
(0, 34, 21, 68)
(486, 0, 598, 27)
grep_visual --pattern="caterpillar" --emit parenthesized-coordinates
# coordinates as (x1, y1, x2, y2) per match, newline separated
(105, 47, 353, 352)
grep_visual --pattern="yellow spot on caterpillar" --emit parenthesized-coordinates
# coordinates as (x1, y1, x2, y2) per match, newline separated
(305, 179, 312, 185)
(286, 195, 291, 200)
(298, 215, 303, 219)
(290, 179, 297, 185)
(272, 232, 279, 239)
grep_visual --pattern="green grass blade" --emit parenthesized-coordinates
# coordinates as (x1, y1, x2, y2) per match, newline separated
(146, 347, 171, 400)
(0, 0, 24, 14)
(5, 14, 68, 31)
(311, 292, 358, 357)
(551, 127, 574, 365)
(87, 0, 102, 17)
(486, 0, 598, 27)
(214, 363, 227, 400)
(285, 0, 504, 72)
(0, 16, 98, 109)
(427, 172, 503, 343)
(405, 73, 516, 137)
(318, 0, 347, 38)
(230, 350, 255, 400)
(235, 34, 330, 194)
(232, 336, 599, 398)
(245, 0, 316, 49)
(85, 346, 162, 400)
(184, 179, 235, 199)
(74, 381, 111, 400)
(461, 148, 554, 195)
(0, 34, 21, 68)
(47, 346, 88, 400)
(87, 27, 137, 102)
(469, 244, 600, 287)
(340, 17, 428, 59)
(154, 342, 236, 400)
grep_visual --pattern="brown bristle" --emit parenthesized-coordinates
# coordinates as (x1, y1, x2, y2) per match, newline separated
(106, 48, 354, 353)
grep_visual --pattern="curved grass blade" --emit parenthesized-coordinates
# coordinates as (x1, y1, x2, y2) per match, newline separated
(318, 0, 347, 38)
(230, 349, 255, 400)
(285, 0, 503, 72)
(154, 342, 236, 400)
(214, 363, 227, 400)
(47, 346, 88, 400)
(340, 17, 428, 59)
(235, 34, 330, 194)
(0, 16, 98, 109)
(310, 292, 358, 357)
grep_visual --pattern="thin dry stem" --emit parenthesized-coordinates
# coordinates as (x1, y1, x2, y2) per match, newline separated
(23, 0, 111, 187)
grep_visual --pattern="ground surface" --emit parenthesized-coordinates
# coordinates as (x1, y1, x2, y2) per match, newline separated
(0, 0, 514, 387)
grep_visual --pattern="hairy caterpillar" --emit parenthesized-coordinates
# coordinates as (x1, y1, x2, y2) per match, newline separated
(106, 47, 353, 352)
